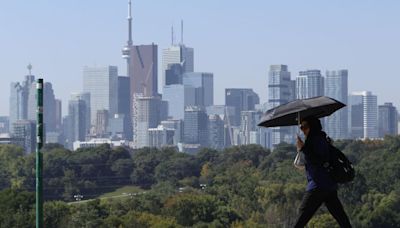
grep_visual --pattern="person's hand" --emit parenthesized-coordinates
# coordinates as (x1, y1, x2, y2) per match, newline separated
(296, 135, 304, 152)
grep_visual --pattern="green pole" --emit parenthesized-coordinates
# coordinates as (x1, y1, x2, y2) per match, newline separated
(36, 79, 44, 228)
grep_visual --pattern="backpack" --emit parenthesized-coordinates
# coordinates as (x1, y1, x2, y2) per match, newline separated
(323, 139, 355, 183)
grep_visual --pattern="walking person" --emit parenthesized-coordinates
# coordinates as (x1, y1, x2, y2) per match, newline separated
(294, 116, 352, 228)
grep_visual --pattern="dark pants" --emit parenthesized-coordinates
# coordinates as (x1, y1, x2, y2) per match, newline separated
(294, 189, 352, 228)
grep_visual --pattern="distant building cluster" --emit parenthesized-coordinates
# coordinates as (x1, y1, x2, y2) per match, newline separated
(3, 2, 399, 153)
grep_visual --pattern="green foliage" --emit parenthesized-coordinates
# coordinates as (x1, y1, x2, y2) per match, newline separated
(2, 137, 400, 227)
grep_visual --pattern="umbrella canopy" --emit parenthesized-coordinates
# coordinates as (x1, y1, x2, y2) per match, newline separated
(258, 96, 346, 128)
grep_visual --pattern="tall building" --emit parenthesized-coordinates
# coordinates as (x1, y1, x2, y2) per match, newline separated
(240, 111, 262, 145)
(0, 117, 9, 134)
(348, 94, 364, 139)
(163, 84, 196, 120)
(165, 63, 183, 85)
(118, 76, 132, 140)
(349, 91, 378, 139)
(67, 96, 87, 150)
(95, 109, 109, 137)
(325, 70, 348, 139)
(208, 114, 225, 150)
(70, 92, 91, 134)
(9, 65, 35, 133)
(184, 106, 208, 146)
(378, 103, 398, 137)
(183, 72, 214, 107)
(225, 88, 260, 126)
(12, 120, 36, 154)
(160, 119, 184, 145)
(148, 125, 175, 148)
(267, 65, 296, 148)
(131, 44, 158, 97)
(55, 99, 62, 132)
(296, 69, 324, 99)
(162, 43, 194, 86)
(107, 114, 126, 140)
(83, 66, 118, 125)
(132, 95, 163, 148)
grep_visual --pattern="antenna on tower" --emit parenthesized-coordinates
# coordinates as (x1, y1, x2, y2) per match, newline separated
(181, 20, 184, 45)
(127, 0, 133, 46)
(171, 25, 175, 46)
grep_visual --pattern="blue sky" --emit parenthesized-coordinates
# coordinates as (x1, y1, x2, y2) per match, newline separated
(1, 0, 399, 115)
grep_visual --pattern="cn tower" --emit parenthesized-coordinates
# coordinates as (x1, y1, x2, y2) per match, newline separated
(122, 0, 133, 77)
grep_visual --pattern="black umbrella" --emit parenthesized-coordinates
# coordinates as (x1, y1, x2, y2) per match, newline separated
(258, 96, 346, 128)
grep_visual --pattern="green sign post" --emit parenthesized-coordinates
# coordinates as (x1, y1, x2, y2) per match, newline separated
(36, 79, 44, 228)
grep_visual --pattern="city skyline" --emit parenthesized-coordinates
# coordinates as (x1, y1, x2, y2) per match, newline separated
(1, 1, 400, 116)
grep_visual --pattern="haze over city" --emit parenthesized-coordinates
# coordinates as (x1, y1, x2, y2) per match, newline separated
(1, 0, 400, 116)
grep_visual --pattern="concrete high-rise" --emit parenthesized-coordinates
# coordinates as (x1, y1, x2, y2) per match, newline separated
(208, 114, 225, 150)
(225, 88, 260, 126)
(160, 119, 184, 145)
(267, 65, 296, 148)
(183, 72, 214, 107)
(132, 95, 163, 148)
(12, 120, 36, 154)
(130, 44, 158, 97)
(325, 70, 348, 140)
(349, 91, 378, 139)
(83, 66, 118, 125)
(95, 109, 109, 137)
(296, 69, 324, 99)
(378, 103, 398, 137)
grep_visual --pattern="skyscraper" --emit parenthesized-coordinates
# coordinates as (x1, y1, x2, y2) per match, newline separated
(348, 94, 364, 139)
(9, 65, 35, 133)
(163, 84, 196, 120)
(165, 63, 183, 85)
(184, 106, 208, 146)
(67, 96, 87, 150)
(95, 109, 109, 137)
(148, 125, 175, 148)
(268, 65, 295, 148)
(70, 92, 91, 135)
(55, 99, 62, 132)
(83, 66, 118, 125)
(132, 95, 163, 148)
(296, 69, 324, 99)
(118, 76, 132, 140)
(130, 44, 158, 97)
(325, 70, 348, 140)
(160, 119, 184, 145)
(240, 110, 262, 145)
(162, 44, 194, 86)
(378, 103, 398, 137)
(349, 91, 378, 139)
(183, 72, 214, 107)
(12, 120, 36, 154)
(208, 114, 225, 150)
(0, 117, 9, 134)
(225, 88, 260, 126)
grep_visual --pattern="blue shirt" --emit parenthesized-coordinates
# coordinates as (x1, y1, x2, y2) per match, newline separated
(301, 133, 337, 191)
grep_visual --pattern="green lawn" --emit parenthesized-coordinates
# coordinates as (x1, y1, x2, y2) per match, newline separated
(98, 185, 142, 198)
